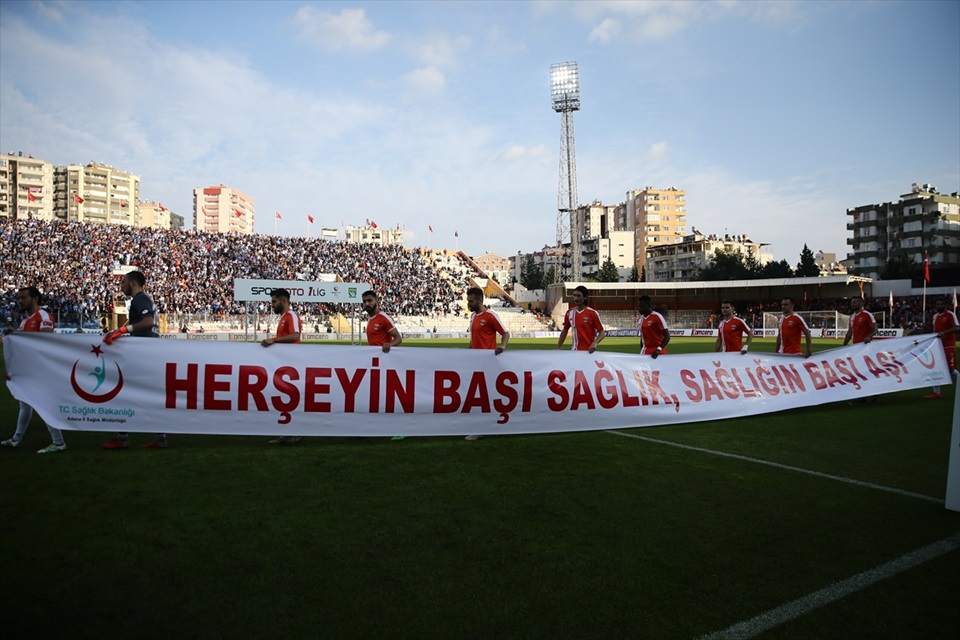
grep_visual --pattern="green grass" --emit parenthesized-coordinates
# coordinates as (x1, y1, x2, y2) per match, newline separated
(1, 338, 958, 639)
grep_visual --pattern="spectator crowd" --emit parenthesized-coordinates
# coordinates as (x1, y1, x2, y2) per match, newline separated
(1, 219, 469, 325)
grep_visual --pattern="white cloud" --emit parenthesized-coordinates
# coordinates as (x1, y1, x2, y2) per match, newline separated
(33, 0, 69, 22)
(403, 66, 446, 92)
(564, 0, 807, 44)
(647, 141, 669, 160)
(498, 145, 549, 161)
(587, 18, 620, 43)
(408, 32, 471, 69)
(294, 7, 391, 53)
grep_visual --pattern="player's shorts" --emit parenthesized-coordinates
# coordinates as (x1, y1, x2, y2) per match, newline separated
(945, 345, 957, 372)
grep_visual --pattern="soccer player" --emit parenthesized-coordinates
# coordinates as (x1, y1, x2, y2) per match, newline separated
(362, 290, 405, 440)
(1, 286, 67, 454)
(637, 295, 669, 359)
(775, 297, 812, 358)
(465, 286, 509, 440)
(101, 271, 168, 449)
(926, 297, 959, 399)
(362, 290, 402, 353)
(842, 295, 877, 346)
(556, 285, 605, 353)
(714, 300, 752, 354)
(261, 288, 303, 443)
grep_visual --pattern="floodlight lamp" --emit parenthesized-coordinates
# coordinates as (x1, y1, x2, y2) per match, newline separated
(550, 61, 580, 112)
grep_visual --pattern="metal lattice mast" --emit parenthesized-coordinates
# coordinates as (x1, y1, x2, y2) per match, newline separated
(551, 62, 581, 282)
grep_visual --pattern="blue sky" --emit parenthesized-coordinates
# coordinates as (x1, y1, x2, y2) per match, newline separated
(2, 0, 958, 265)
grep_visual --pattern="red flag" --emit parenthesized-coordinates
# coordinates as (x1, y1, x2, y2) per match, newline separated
(74, 195, 84, 204)
(159, 202, 166, 212)
(428, 225, 433, 233)
(234, 209, 243, 218)
(370, 220, 378, 229)
(28, 192, 37, 202)
(308, 215, 315, 224)
(275, 212, 282, 220)
(923, 251, 930, 284)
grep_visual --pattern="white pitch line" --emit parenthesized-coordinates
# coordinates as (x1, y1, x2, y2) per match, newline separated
(697, 533, 960, 640)
(604, 430, 942, 503)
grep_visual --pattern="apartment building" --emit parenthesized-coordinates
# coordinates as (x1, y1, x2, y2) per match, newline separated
(194, 185, 254, 234)
(55, 162, 140, 225)
(581, 231, 634, 280)
(138, 201, 175, 230)
(645, 230, 768, 282)
(473, 253, 511, 285)
(631, 186, 687, 274)
(0, 152, 55, 220)
(846, 184, 960, 279)
(344, 223, 404, 246)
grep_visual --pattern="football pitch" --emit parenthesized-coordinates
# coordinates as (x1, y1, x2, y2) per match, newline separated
(2, 338, 958, 639)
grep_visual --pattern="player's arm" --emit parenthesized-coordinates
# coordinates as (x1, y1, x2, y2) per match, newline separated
(265, 331, 300, 346)
(742, 323, 753, 353)
(842, 323, 853, 346)
(556, 326, 569, 349)
(802, 326, 812, 358)
(714, 331, 722, 352)
(775, 332, 782, 353)
(938, 315, 960, 338)
(383, 327, 402, 352)
(589, 328, 605, 354)
(496, 329, 510, 355)
(129, 313, 155, 334)
(104, 312, 151, 343)
(653, 324, 670, 359)
(864, 320, 877, 343)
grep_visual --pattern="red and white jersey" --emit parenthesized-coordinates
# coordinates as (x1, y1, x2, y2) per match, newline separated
(366, 311, 398, 347)
(777, 313, 809, 354)
(469, 308, 507, 350)
(20, 308, 54, 332)
(276, 310, 301, 344)
(638, 311, 668, 355)
(849, 309, 876, 344)
(934, 310, 958, 348)
(718, 317, 751, 352)
(562, 306, 604, 351)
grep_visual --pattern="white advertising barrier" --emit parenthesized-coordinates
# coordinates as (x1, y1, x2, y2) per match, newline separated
(233, 278, 370, 304)
(3, 334, 952, 438)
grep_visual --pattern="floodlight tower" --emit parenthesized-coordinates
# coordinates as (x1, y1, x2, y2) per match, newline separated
(551, 61, 581, 283)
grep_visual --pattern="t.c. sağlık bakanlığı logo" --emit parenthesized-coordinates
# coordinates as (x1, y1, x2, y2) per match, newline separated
(70, 344, 124, 402)
(910, 338, 938, 370)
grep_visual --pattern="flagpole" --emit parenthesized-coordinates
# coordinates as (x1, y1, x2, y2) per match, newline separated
(923, 280, 927, 329)
(922, 250, 929, 330)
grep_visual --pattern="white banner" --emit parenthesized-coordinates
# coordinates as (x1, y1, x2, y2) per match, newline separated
(233, 278, 370, 303)
(3, 334, 952, 437)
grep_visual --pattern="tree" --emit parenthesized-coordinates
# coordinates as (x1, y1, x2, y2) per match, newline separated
(544, 265, 557, 287)
(744, 251, 763, 278)
(628, 266, 640, 283)
(795, 244, 820, 277)
(596, 258, 621, 283)
(880, 254, 915, 280)
(520, 255, 544, 290)
(695, 248, 754, 281)
(761, 259, 794, 279)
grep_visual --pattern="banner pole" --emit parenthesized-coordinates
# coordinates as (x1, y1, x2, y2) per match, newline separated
(946, 380, 960, 512)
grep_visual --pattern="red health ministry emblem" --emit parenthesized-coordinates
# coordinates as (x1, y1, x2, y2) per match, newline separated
(70, 344, 125, 403)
